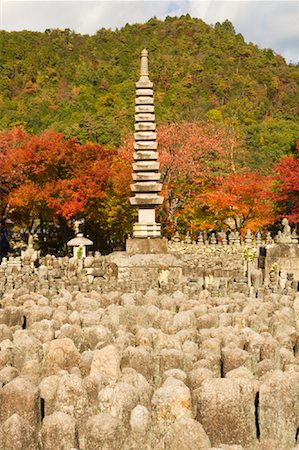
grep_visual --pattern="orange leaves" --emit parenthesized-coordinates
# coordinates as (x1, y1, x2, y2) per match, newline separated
(0, 128, 114, 221)
(157, 120, 241, 185)
(114, 120, 247, 234)
(116, 119, 243, 189)
(9, 183, 41, 208)
(200, 172, 275, 231)
(272, 148, 299, 222)
(0, 121, 287, 235)
(156, 120, 245, 230)
(111, 136, 133, 197)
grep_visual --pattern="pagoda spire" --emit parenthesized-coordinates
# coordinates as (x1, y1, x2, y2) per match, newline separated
(129, 49, 163, 238)
(139, 49, 149, 81)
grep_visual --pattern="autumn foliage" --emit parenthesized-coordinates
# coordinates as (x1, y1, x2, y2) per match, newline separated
(0, 129, 114, 221)
(0, 123, 297, 251)
(199, 172, 275, 231)
(117, 120, 248, 234)
(272, 141, 299, 223)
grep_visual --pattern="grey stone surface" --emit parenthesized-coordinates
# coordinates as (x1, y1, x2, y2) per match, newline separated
(40, 411, 78, 450)
(198, 378, 257, 448)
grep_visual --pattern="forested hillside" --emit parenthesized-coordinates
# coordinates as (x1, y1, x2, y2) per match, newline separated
(0, 16, 298, 252)
(0, 15, 298, 171)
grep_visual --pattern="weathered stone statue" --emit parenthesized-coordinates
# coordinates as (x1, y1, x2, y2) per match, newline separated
(279, 218, 293, 243)
(21, 233, 39, 263)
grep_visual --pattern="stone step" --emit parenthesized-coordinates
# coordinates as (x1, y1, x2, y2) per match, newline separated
(132, 172, 161, 181)
(135, 122, 156, 131)
(133, 151, 158, 161)
(135, 96, 154, 105)
(132, 161, 160, 172)
(130, 182, 162, 193)
(134, 131, 157, 141)
(136, 88, 153, 96)
(134, 141, 157, 150)
(135, 105, 155, 113)
(136, 80, 153, 89)
(135, 113, 155, 122)
(130, 195, 164, 206)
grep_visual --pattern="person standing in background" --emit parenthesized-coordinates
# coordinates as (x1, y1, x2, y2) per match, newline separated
(0, 218, 10, 260)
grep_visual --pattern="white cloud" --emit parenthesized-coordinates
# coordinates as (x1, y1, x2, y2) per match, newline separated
(1, 0, 298, 62)
(77, 2, 176, 33)
(0, 1, 182, 33)
(1, 1, 84, 31)
(189, 1, 299, 62)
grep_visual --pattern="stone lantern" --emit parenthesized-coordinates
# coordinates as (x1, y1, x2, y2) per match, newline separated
(67, 233, 93, 259)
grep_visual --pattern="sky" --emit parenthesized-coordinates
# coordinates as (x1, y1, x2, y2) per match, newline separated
(0, 0, 298, 63)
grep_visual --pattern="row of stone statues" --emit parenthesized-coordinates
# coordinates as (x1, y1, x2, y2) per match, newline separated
(170, 219, 298, 246)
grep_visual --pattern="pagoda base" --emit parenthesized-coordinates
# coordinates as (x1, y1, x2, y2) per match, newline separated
(132, 222, 161, 238)
(126, 237, 168, 254)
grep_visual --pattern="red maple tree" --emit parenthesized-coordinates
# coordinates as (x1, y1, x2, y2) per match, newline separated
(0, 129, 114, 222)
(272, 141, 299, 223)
(199, 172, 275, 231)
(117, 120, 245, 234)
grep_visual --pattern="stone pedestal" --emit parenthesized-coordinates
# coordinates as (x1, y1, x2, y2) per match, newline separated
(107, 251, 182, 287)
(126, 237, 168, 254)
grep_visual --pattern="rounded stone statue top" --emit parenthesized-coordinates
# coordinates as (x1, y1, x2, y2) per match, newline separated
(279, 218, 293, 243)
(282, 218, 291, 233)
(28, 233, 34, 249)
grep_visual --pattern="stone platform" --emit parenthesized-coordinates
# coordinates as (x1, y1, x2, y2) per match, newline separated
(107, 247, 182, 286)
(126, 237, 168, 254)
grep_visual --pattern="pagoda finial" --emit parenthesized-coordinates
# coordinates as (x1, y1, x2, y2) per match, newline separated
(139, 48, 149, 82)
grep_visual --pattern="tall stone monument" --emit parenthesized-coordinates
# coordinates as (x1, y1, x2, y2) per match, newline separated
(108, 49, 181, 284)
(127, 49, 167, 254)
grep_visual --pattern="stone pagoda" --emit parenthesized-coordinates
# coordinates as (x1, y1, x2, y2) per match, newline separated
(129, 49, 164, 242)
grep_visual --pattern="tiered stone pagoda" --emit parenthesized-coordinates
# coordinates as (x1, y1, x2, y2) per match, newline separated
(129, 49, 163, 240)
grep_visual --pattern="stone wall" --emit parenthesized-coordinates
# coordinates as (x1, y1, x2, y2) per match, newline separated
(259, 243, 299, 288)
(169, 233, 299, 293)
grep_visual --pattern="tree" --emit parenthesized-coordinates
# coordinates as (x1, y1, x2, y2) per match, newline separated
(0, 128, 116, 251)
(5, 130, 114, 220)
(244, 119, 299, 173)
(0, 127, 30, 216)
(1, 16, 298, 176)
(199, 171, 275, 231)
(117, 120, 246, 235)
(93, 147, 135, 251)
(272, 141, 299, 223)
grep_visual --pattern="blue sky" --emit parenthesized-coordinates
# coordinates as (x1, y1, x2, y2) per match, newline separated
(1, 1, 298, 63)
